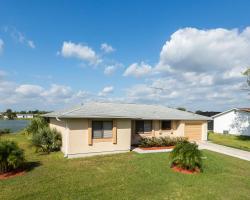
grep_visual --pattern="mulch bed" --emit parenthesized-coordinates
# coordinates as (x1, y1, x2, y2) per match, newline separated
(139, 146, 175, 150)
(0, 169, 25, 180)
(171, 165, 200, 174)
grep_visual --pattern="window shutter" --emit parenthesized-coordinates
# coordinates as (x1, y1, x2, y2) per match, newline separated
(112, 119, 117, 144)
(88, 119, 92, 145)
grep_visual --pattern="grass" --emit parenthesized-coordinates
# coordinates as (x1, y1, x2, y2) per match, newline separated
(0, 134, 250, 200)
(208, 132, 250, 152)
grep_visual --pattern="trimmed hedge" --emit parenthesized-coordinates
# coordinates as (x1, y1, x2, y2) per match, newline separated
(139, 136, 187, 148)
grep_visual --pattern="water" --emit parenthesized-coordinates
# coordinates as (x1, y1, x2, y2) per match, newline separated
(0, 120, 31, 133)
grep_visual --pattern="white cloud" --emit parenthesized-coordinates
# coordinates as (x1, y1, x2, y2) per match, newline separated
(0, 70, 7, 79)
(126, 83, 180, 103)
(15, 84, 44, 97)
(75, 90, 88, 98)
(0, 39, 4, 53)
(42, 84, 73, 99)
(122, 27, 250, 110)
(157, 27, 250, 76)
(183, 72, 214, 86)
(61, 41, 101, 65)
(4, 26, 35, 49)
(123, 62, 153, 78)
(100, 43, 115, 53)
(125, 75, 249, 111)
(27, 40, 35, 49)
(98, 86, 114, 96)
(104, 65, 116, 75)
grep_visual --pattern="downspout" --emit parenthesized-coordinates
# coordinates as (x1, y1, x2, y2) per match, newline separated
(56, 117, 69, 158)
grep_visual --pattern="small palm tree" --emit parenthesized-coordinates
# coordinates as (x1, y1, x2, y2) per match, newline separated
(169, 141, 203, 171)
(0, 141, 24, 173)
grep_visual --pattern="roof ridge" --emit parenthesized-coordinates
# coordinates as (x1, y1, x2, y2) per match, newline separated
(87, 101, 174, 108)
(59, 105, 83, 117)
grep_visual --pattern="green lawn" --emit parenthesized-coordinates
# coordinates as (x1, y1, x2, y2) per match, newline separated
(208, 132, 250, 152)
(1, 134, 250, 200)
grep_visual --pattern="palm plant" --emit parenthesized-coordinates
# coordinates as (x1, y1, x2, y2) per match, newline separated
(31, 127, 62, 153)
(26, 117, 48, 135)
(0, 140, 24, 173)
(169, 141, 203, 171)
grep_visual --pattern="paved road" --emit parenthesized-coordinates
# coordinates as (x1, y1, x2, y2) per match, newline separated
(198, 141, 250, 161)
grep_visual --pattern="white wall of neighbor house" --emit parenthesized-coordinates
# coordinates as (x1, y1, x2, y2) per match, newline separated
(65, 118, 131, 158)
(16, 114, 34, 119)
(214, 110, 250, 136)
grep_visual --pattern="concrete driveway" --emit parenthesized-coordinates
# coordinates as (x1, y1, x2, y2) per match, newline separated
(133, 142, 250, 161)
(198, 141, 250, 161)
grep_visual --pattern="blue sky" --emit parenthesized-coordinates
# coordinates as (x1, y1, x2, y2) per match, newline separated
(0, 0, 249, 112)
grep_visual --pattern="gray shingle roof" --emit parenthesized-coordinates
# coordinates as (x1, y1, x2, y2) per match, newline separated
(43, 102, 211, 120)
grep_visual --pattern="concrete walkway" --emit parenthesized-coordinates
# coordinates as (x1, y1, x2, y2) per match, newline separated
(133, 142, 250, 161)
(198, 141, 250, 161)
(132, 147, 172, 154)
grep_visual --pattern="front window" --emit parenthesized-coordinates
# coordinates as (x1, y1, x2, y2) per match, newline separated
(92, 121, 113, 139)
(162, 120, 171, 130)
(135, 120, 152, 134)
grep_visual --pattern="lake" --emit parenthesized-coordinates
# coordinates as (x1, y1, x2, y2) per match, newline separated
(0, 120, 31, 133)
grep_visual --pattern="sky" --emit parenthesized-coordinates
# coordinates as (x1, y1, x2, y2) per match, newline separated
(0, 0, 249, 112)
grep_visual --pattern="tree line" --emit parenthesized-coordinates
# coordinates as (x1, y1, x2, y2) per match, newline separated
(0, 109, 50, 120)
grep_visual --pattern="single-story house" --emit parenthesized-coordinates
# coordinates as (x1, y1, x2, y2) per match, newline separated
(16, 114, 34, 119)
(213, 108, 250, 136)
(43, 102, 210, 158)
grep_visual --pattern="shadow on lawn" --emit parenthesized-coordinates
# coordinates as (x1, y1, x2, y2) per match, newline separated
(22, 161, 41, 172)
(236, 135, 250, 141)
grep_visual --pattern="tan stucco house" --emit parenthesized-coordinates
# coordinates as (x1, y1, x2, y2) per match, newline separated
(43, 102, 210, 158)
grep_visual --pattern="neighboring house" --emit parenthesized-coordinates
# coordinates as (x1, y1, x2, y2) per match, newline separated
(213, 108, 250, 136)
(16, 114, 34, 119)
(43, 102, 210, 158)
(195, 111, 221, 130)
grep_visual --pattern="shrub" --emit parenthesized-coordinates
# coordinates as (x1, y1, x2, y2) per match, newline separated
(26, 117, 48, 135)
(31, 127, 62, 153)
(0, 140, 25, 173)
(169, 141, 203, 171)
(0, 128, 11, 135)
(139, 138, 152, 148)
(139, 136, 187, 148)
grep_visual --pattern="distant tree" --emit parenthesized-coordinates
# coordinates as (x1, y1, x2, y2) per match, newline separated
(33, 110, 39, 114)
(5, 109, 16, 120)
(177, 107, 186, 111)
(195, 110, 203, 114)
